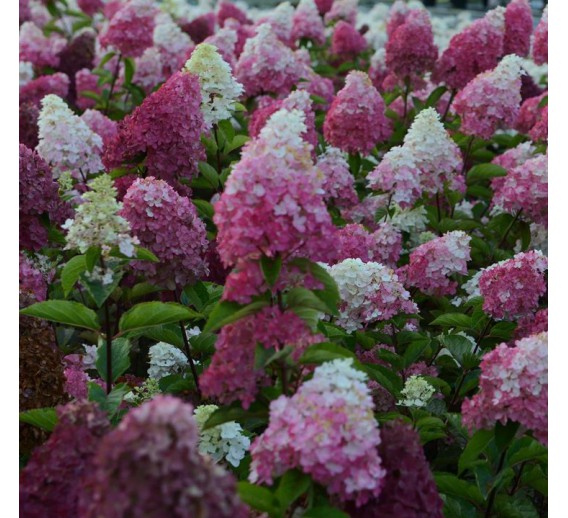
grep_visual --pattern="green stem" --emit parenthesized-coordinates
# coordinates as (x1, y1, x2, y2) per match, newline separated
(461, 135, 475, 176)
(484, 450, 508, 518)
(104, 53, 122, 115)
(213, 124, 222, 175)
(174, 290, 201, 400)
(441, 89, 457, 123)
(104, 298, 113, 394)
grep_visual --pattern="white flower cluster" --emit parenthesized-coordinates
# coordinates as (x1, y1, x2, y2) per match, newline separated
(82, 344, 98, 370)
(37, 95, 104, 178)
(147, 342, 189, 380)
(490, 54, 526, 90)
(153, 12, 193, 54)
(265, 1, 294, 43)
(398, 375, 436, 408)
(184, 43, 244, 129)
(311, 358, 370, 400)
(194, 404, 250, 467)
(63, 175, 138, 258)
(19, 61, 34, 87)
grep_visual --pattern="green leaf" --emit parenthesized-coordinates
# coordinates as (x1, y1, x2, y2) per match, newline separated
(495, 421, 520, 452)
(402, 337, 431, 368)
(192, 199, 215, 220)
(458, 429, 493, 475)
(98, 51, 116, 68)
(303, 508, 349, 518)
(260, 255, 282, 287)
(467, 164, 507, 183)
(440, 334, 477, 366)
(203, 300, 269, 333)
(435, 473, 484, 505)
(19, 408, 58, 432)
(198, 161, 219, 189)
(128, 282, 161, 300)
(286, 287, 329, 313)
(159, 375, 194, 394)
(288, 258, 339, 315)
(61, 255, 87, 297)
(85, 246, 101, 272)
(508, 440, 547, 466)
(20, 300, 100, 331)
(360, 363, 402, 394)
(80, 270, 123, 308)
(204, 402, 269, 430)
(425, 86, 448, 108)
(96, 337, 131, 383)
(289, 306, 322, 331)
(119, 302, 200, 333)
(276, 470, 311, 509)
(225, 135, 249, 154)
(142, 324, 184, 348)
(430, 314, 472, 328)
(88, 382, 130, 416)
(237, 482, 280, 516)
(135, 247, 159, 262)
(299, 342, 356, 364)
(218, 119, 235, 142)
(123, 57, 135, 86)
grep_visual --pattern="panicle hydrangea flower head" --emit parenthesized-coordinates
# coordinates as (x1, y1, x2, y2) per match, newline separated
(235, 23, 303, 97)
(56, 28, 97, 87)
(78, 0, 103, 17)
(315, 0, 334, 15)
(37, 94, 104, 178)
(217, 1, 250, 27)
(324, 71, 392, 156)
(344, 420, 444, 517)
(103, 70, 205, 189)
(184, 42, 244, 129)
(260, 1, 295, 46)
(124, 377, 161, 406)
(478, 250, 547, 319)
(99, 0, 158, 57)
(62, 174, 138, 258)
(515, 308, 548, 341)
(432, 7, 505, 90)
(250, 358, 386, 506)
(194, 404, 251, 467)
(79, 396, 248, 517)
(331, 21, 368, 60)
(147, 342, 189, 380)
(324, 0, 358, 26)
(491, 141, 536, 191)
(385, 9, 438, 81)
(369, 48, 388, 92)
(19, 73, 70, 106)
(134, 46, 167, 94)
(386, 0, 411, 39)
(75, 68, 101, 110)
(20, 101, 40, 149)
(462, 332, 548, 445)
(153, 13, 194, 74)
(20, 144, 71, 251)
(214, 108, 337, 267)
(181, 11, 216, 44)
(503, 0, 533, 57)
(120, 177, 209, 289)
(80, 110, 118, 149)
(325, 258, 418, 332)
(399, 231, 471, 296)
(398, 376, 436, 407)
(204, 26, 238, 67)
(532, 6, 548, 65)
(529, 105, 548, 142)
(19, 401, 110, 518)
(19, 21, 66, 68)
(20, 253, 47, 303)
(492, 153, 547, 226)
(292, 0, 325, 45)
(453, 54, 525, 139)
(316, 146, 358, 208)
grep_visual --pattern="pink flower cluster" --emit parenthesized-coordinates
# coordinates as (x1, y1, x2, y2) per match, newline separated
(324, 71, 391, 156)
(479, 251, 547, 319)
(292, 0, 325, 45)
(331, 21, 367, 60)
(503, 0, 533, 57)
(19, 253, 47, 303)
(120, 177, 209, 290)
(462, 332, 548, 445)
(335, 223, 402, 267)
(80, 110, 118, 149)
(80, 396, 248, 517)
(19, 73, 70, 107)
(104, 71, 205, 189)
(316, 146, 358, 209)
(249, 359, 386, 506)
(19, 21, 66, 68)
(515, 308, 548, 341)
(399, 231, 471, 296)
(532, 6, 548, 65)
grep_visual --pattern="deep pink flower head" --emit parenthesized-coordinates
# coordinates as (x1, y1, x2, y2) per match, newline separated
(385, 9, 438, 81)
(324, 0, 358, 26)
(515, 308, 548, 341)
(331, 21, 367, 60)
(492, 153, 547, 226)
(214, 108, 337, 267)
(79, 396, 248, 517)
(462, 332, 548, 445)
(75, 68, 100, 110)
(335, 223, 402, 267)
(80, 110, 118, 149)
(453, 54, 524, 139)
(491, 141, 536, 193)
(19, 401, 110, 518)
(235, 23, 303, 97)
(386, 0, 411, 39)
(19, 253, 47, 302)
(292, 0, 325, 45)
(344, 420, 444, 517)
(104, 71, 205, 189)
(99, 0, 158, 58)
(433, 7, 505, 90)
(78, 0, 104, 17)
(315, 0, 333, 16)
(19, 21, 66, 68)
(479, 251, 547, 319)
(20, 144, 71, 251)
(20, 101, 40, 149)
(217, 1, 251, 27)
(224, 18, 254, 57)
(19, 73, 70, 107)
(296, 66, 335, 110)
(181, 12, 216, 44)
(20, 0, 31, 25)
(133, 47, 167, 94)
(369, 49, 388, 92)
(532, 6, 548, 65)
(316, 146, 358, 209)
(504, 0, 533, 57)
(324, 71, 391, 155)
(399, 231, 471, 296)
(120, 177, 209, 290)
(516, 91, 547, 134)
(250, 359, 386, 506)
(529, 105, 548, 142)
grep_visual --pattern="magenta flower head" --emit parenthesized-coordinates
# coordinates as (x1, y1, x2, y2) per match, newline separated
(331, 21, 368, 61)
(79, 396, 248, 517)
(479, 250, 547, 320)
(503, 0, 533, 57)
(250, 359, 386, 506)
(462, 332, 548, 445)
(120, 177, 209, 290)
(386, 0, 411, 39)
(292, 0, 325, 45)
(103, 70, 205, 190)
(214, 108, 337, 267)
(315, 0, 334, 16)
(80, 110, 118, 149)
(77, 0, 103, 17)
(532, 6, 548, 65)
(19, 253, 47, 303)
(19, 73, 70, 107)
(324, 71, 391, 156)
(19, 21, 66, 68)
(399, 231, 471, 296)
(530, 105, 548, 142)
(217, 1, 251, 27)
(20, 401, 110, 518)
(385, 9, 438, 82)
(433, 7, 505, 90)
(235, 23, 303, 97)
(316, 146, 358, 209)
(99, 0, 158, 58)
(335, 223, 402, 267)
(344, 420, 444, 517)
(324, 0, 358, 26)
(453, 54, 525, 140)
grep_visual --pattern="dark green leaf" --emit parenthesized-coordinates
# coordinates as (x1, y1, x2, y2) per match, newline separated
(204, 403, 269, 430)
(119, 302, 201, 332)
(88, 382, 129, 416)
(61, 255, 87, 297)
(458, 429, 493, 475)
(425, 86, 447, 108)
(192, 199, 215, 220)
(495, 421, 520, 452)
(135, 247, 159, 262)
(20, 300, 100, 331)
(85, 246, 101, 272)
(96, 337, 131, 383)
(80, 270, 123, 308)
(276, 470, 311, 509)
(225, 135, 249, 154)
(123, 57, 135, 86)
(287, 258, 339, 315)
(430, 314, 472, 328)
(19, 408, 58, 432)
(300, 342, 356, 364)
(261, 255, 282, 287)
(434, 473, 484, 505)
(303, 508, 349, 518)
(286, 287, 329, 313)
(237, 482, 280, 516)
(203, 300, 268, 333)
(198, 161, 219, 189)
